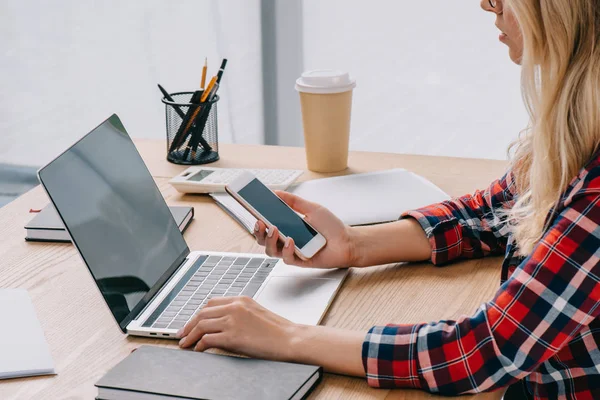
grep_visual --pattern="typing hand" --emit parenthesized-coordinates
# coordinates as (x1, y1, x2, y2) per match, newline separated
(177, 296, 296, 360)
(254, 191, 355, 269)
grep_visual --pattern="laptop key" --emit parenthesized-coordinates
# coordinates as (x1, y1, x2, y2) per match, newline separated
(217, 259, 234, 267)
(234, 257, 250, 266)
(153, 322, 169, 329)
(247, 258, 263, 268)
(168, 321, 186, 330)
(161, 311, 177, 318)
(240, 283, 263, 298)
(206, 256, 223, 264)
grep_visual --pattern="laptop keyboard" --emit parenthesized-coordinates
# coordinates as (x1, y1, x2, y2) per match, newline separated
(142, 255, 278, 330)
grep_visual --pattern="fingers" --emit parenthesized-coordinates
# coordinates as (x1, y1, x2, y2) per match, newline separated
(280, 237, 305, 266)
(275, 191, 320, 215)
(179, 316, 228, 349)
(254, 220, 267, 245)
(178, 297, 239, 337)
(264, 226, 282, 257)
(193, 332, 228, 352)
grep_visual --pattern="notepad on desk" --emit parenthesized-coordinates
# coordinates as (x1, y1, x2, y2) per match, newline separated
(0, 289, 55, 380)
(212, 168, 450, 232)
(25, 205, 194, 242)
(95, 345, 322, 400)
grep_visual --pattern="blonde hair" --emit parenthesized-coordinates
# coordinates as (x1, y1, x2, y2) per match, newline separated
(507, 0, 600, 254)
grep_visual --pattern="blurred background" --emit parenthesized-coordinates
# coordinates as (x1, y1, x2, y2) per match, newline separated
(0, 0, 528, 203)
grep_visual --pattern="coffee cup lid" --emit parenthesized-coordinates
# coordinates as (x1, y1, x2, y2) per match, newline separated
(295, 70, 356, 94)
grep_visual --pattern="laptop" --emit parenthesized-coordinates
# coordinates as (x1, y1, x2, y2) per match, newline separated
(37, 114, 347, 339)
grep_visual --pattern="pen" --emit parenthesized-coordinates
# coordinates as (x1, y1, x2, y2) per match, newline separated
(158, 84, 185, 119)
(181, 75, 217, 159)
(216, 58, 228, 84)
(169, 90, 204, 153)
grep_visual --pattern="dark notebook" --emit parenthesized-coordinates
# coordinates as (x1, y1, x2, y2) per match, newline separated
(25, 205, 194, 242)
(95, 346, 322, 400)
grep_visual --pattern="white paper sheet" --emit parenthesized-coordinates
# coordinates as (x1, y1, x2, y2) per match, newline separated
(211, 168, 450, 229)
(0, 289, 55, 379)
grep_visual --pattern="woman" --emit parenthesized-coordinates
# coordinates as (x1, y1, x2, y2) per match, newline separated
(178, 0, 600, 398)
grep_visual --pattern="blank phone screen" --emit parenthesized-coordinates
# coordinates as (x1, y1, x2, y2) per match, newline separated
(238, 179, 317, 248)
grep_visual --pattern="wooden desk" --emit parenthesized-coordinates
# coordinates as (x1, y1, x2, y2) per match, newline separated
(0, 141, 508, 400)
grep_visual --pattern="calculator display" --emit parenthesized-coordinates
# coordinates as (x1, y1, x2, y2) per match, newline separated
(188, 170, 214, 181)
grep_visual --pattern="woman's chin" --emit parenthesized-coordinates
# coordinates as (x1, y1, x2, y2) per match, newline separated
(508, 48, 523, 65)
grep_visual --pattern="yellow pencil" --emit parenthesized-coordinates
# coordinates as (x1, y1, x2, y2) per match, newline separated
(201, 76, 217, 102)
(200, 58, 208, 89)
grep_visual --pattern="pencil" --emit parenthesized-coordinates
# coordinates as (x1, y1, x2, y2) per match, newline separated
(201, 58, 208, 89)
(201, 76, 217, 103)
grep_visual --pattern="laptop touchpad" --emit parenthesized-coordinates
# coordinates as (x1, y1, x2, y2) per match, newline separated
(255, 276, 342, 326)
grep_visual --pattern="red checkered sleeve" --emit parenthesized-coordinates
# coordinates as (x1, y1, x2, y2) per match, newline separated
(363, 193, 600, 395)
(402, 171, 516, 265)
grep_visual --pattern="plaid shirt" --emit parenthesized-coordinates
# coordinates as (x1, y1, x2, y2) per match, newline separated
(362, 155, 600, 399)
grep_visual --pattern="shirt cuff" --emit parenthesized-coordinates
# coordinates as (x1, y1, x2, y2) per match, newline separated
(362, 324, 427, 389)
(401, 207, 463, 266)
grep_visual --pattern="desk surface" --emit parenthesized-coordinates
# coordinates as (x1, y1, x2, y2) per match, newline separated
(0, 141, 508, 400)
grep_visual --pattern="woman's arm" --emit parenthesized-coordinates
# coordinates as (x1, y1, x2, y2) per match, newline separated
(260, 171, 516, 269)
(179, 193, 600, 395)
(349, 218, 432, 267)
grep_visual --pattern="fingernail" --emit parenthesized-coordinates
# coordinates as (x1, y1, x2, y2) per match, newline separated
(177, 328, 184, 337)
(285, 239, 291, 248)
(268, 228, 274, 238)
(179, 338, 186, 346)
(254, 222, 259, 232)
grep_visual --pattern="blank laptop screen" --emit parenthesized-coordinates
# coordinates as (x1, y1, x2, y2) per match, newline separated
(38, 115, 189, 330)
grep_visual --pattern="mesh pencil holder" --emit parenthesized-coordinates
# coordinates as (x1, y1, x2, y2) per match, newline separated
(162, 92, 220, 165)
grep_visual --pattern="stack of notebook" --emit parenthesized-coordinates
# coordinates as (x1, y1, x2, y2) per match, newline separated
(25, 205, 194, 242)
(95, 346, 322, 400)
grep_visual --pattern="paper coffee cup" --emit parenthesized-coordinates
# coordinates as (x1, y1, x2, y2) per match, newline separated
(295, 70, 356, 173)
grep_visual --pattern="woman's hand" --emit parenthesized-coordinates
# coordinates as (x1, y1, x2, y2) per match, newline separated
(177, 296, 367, 378)
(177, 296, 297, 361)
(254, 191, 356, 268)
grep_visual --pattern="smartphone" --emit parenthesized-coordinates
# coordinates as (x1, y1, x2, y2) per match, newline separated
(225, 171, 326, 259)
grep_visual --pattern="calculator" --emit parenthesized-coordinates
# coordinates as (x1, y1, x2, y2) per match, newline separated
(169, 167, 304, 194)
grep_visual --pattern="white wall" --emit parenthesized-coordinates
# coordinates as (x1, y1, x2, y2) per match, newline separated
(1, 1, 529, 167)
(303, 0, 528, 160)
(0, 0, 264, 166)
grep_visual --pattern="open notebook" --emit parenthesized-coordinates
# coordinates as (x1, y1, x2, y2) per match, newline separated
(211, 168, 450, 232)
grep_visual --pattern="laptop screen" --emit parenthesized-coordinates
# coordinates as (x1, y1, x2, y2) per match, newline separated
(38, 115, 190, 331)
